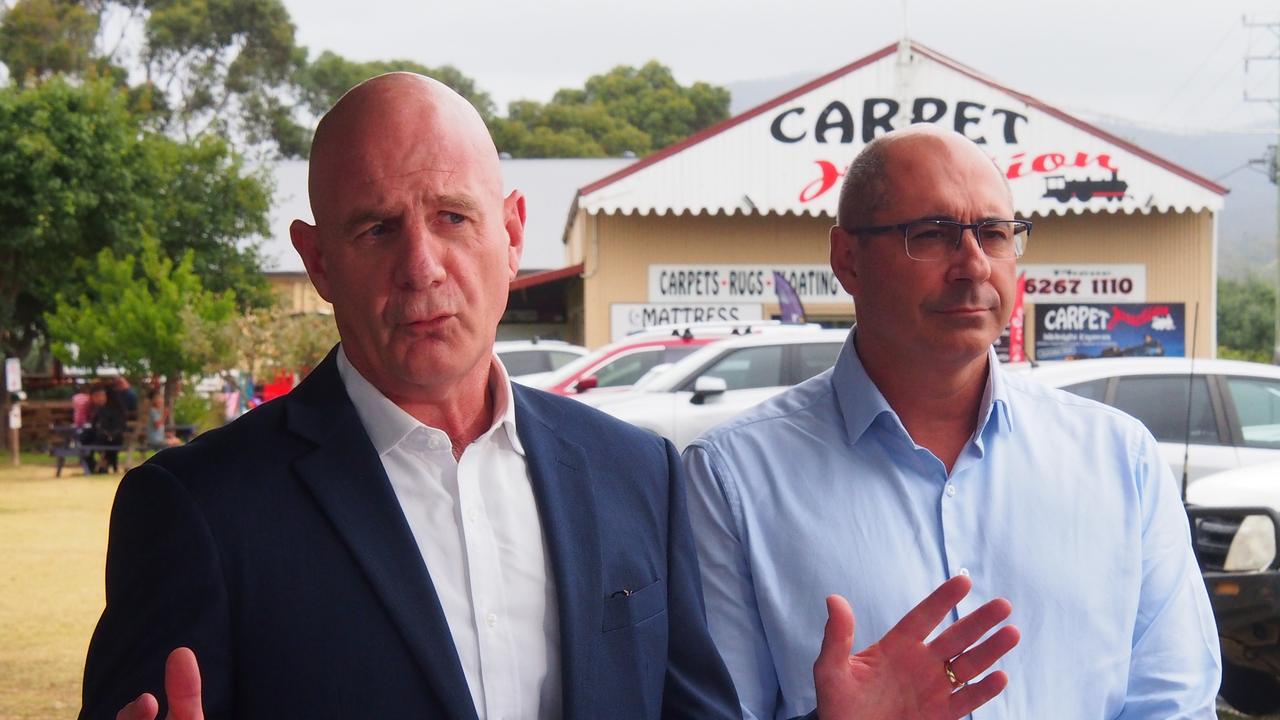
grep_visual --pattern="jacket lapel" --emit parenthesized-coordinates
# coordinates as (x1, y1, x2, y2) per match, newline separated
(285, 350, 479, 720)
(513, 386, 601, 720)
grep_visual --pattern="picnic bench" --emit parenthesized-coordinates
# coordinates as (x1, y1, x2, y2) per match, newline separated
(47, 423, 197, 477)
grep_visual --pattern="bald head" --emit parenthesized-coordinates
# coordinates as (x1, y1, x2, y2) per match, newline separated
(288, 71, 527, 412)
(836, 125, 1010, 230)
(307, 72, 501, 229)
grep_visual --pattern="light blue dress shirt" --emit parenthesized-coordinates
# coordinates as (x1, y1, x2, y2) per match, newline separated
(684, 331, 1220, 720)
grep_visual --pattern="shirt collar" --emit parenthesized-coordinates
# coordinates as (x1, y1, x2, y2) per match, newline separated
(336, 345, 525, 458)
(830, 328, 1013, 447)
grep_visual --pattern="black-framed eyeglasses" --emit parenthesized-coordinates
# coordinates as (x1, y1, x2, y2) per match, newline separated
(845, 218, 1032, 261)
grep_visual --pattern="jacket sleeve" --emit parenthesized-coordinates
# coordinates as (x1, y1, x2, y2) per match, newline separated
(659, 438, 743, 719)
(1115, 429, 1221, 719)
(79, 463, 233, 720)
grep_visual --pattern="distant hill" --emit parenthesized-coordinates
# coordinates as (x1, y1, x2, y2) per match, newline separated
(1097, 123, 1276, 280)
(727, 77, 1278, 280)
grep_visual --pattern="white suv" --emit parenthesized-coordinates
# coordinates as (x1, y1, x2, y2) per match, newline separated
(1020, 357, 1280, 484)
(587, 329, 849, 451)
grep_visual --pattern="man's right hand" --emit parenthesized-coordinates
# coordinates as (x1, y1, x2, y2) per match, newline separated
(115, 647, 205, 720)
(813, 575, 1020, 720)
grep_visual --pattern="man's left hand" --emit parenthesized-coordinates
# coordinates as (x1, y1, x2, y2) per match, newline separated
(813, 575, 1020, 720)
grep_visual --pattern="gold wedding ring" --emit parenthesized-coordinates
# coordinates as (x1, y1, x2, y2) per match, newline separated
(944, 658, 966, 690)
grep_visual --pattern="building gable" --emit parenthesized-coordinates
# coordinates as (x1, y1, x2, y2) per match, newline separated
(577, 40, 1226, 219)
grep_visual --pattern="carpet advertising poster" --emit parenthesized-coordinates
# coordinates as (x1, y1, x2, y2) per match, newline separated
(1034, 303, 1185, 360)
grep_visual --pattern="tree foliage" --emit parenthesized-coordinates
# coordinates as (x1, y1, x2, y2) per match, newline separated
(136, 132, 275, 307)
(219, 307, 338, 382)
(0, 0, 99, 81)
(295, 50, 495, 121)
(491, 61, 730, 158)
(135, 0, 308, 156)
(0, 0, 308, 157)
(45, 236, 238, 390)
(0, 77, 271, 359)
(1218, 275, 1276, 363)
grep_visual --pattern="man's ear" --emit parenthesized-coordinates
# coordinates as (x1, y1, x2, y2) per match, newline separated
(829, 225, 860, 296)
(503, 189, 527, 280)
(290, 219, 334, 302)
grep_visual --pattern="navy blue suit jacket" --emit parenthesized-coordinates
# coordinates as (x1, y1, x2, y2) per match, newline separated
(79, 351, 739, 719)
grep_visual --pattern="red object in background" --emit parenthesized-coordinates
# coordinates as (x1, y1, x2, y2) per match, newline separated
(262, 371, 296, 402)
(1008, 272, 1026, 363)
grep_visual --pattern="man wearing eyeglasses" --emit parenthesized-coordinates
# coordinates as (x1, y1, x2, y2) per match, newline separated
(684, 124, 1220, 719)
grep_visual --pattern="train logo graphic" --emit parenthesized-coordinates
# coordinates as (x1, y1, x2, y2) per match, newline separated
(1041, 170, 1128, 202)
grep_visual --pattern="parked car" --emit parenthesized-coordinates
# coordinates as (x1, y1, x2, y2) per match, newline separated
(493, 339, 588, 382)
(1021, 357, 1280, 484)
(585, 329, 848, 450)
(1184, 463, 1280, 715)
(530, 321, 823, 397)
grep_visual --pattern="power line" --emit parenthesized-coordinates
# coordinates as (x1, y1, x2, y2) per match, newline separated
(1153, 21, 1241, 119)
(1214, 162, 1254, 182)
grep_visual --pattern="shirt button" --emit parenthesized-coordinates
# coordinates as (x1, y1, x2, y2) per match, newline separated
(958, 568, 971, 577)
(467, 508, 480, 523)
(486, 612, 498, 628)
(428, 435, 445, 450)
(945, 484, 957, 497)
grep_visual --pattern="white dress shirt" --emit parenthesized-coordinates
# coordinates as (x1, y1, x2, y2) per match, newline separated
(337, 347, 562, 720)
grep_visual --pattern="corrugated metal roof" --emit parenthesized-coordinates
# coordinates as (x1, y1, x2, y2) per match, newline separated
(577, 40, 1226, 220)
(261, 157, 634, 273)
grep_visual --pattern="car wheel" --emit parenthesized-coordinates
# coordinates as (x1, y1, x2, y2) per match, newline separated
(1221, 659, 1280, 715)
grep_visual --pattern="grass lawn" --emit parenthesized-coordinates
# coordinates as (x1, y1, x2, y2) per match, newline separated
(0, 458, 119, 720)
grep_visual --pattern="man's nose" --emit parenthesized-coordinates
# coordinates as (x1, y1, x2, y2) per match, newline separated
(947, 228, 992, 283)
(395, 221, 448, 289)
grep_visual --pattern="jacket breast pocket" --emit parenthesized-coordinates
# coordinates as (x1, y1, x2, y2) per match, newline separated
(601, 577, 665, 632)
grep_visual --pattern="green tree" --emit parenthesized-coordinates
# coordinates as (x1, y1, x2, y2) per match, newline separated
(46, 236, 238, 405)
(219, 307, 338, 385)
(296, 51, 495, 121)
(137, 133, 275, 307)
(494, 61, 730, 158)
(0, 0, 99, 82)
(137, 0, 308, 156)
(572, 61, 729, 150)
(0, 77, 272, 360)
(0, 0, 309, 158)
(1217, 275, 1276, 363)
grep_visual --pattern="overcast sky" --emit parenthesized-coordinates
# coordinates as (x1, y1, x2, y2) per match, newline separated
(282, 0, 1280, 134)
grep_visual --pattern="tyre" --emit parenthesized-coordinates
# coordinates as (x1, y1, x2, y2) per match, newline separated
(1221, 659, 1280, 716)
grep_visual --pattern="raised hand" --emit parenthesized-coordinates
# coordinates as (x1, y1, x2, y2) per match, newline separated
(115, 647, 205, 720)
(813, 575, 1020, 720)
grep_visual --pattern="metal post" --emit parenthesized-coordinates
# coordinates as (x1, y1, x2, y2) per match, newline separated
(1243, 16, 1280, 361)
(2, 361, 16, 467)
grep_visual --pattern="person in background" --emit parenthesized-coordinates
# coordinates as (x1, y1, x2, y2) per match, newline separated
(114, 376, 139, 417)
(83, 383, 126, 474)
(145, 389, 181, 449)
(71, 382, 92, 429)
